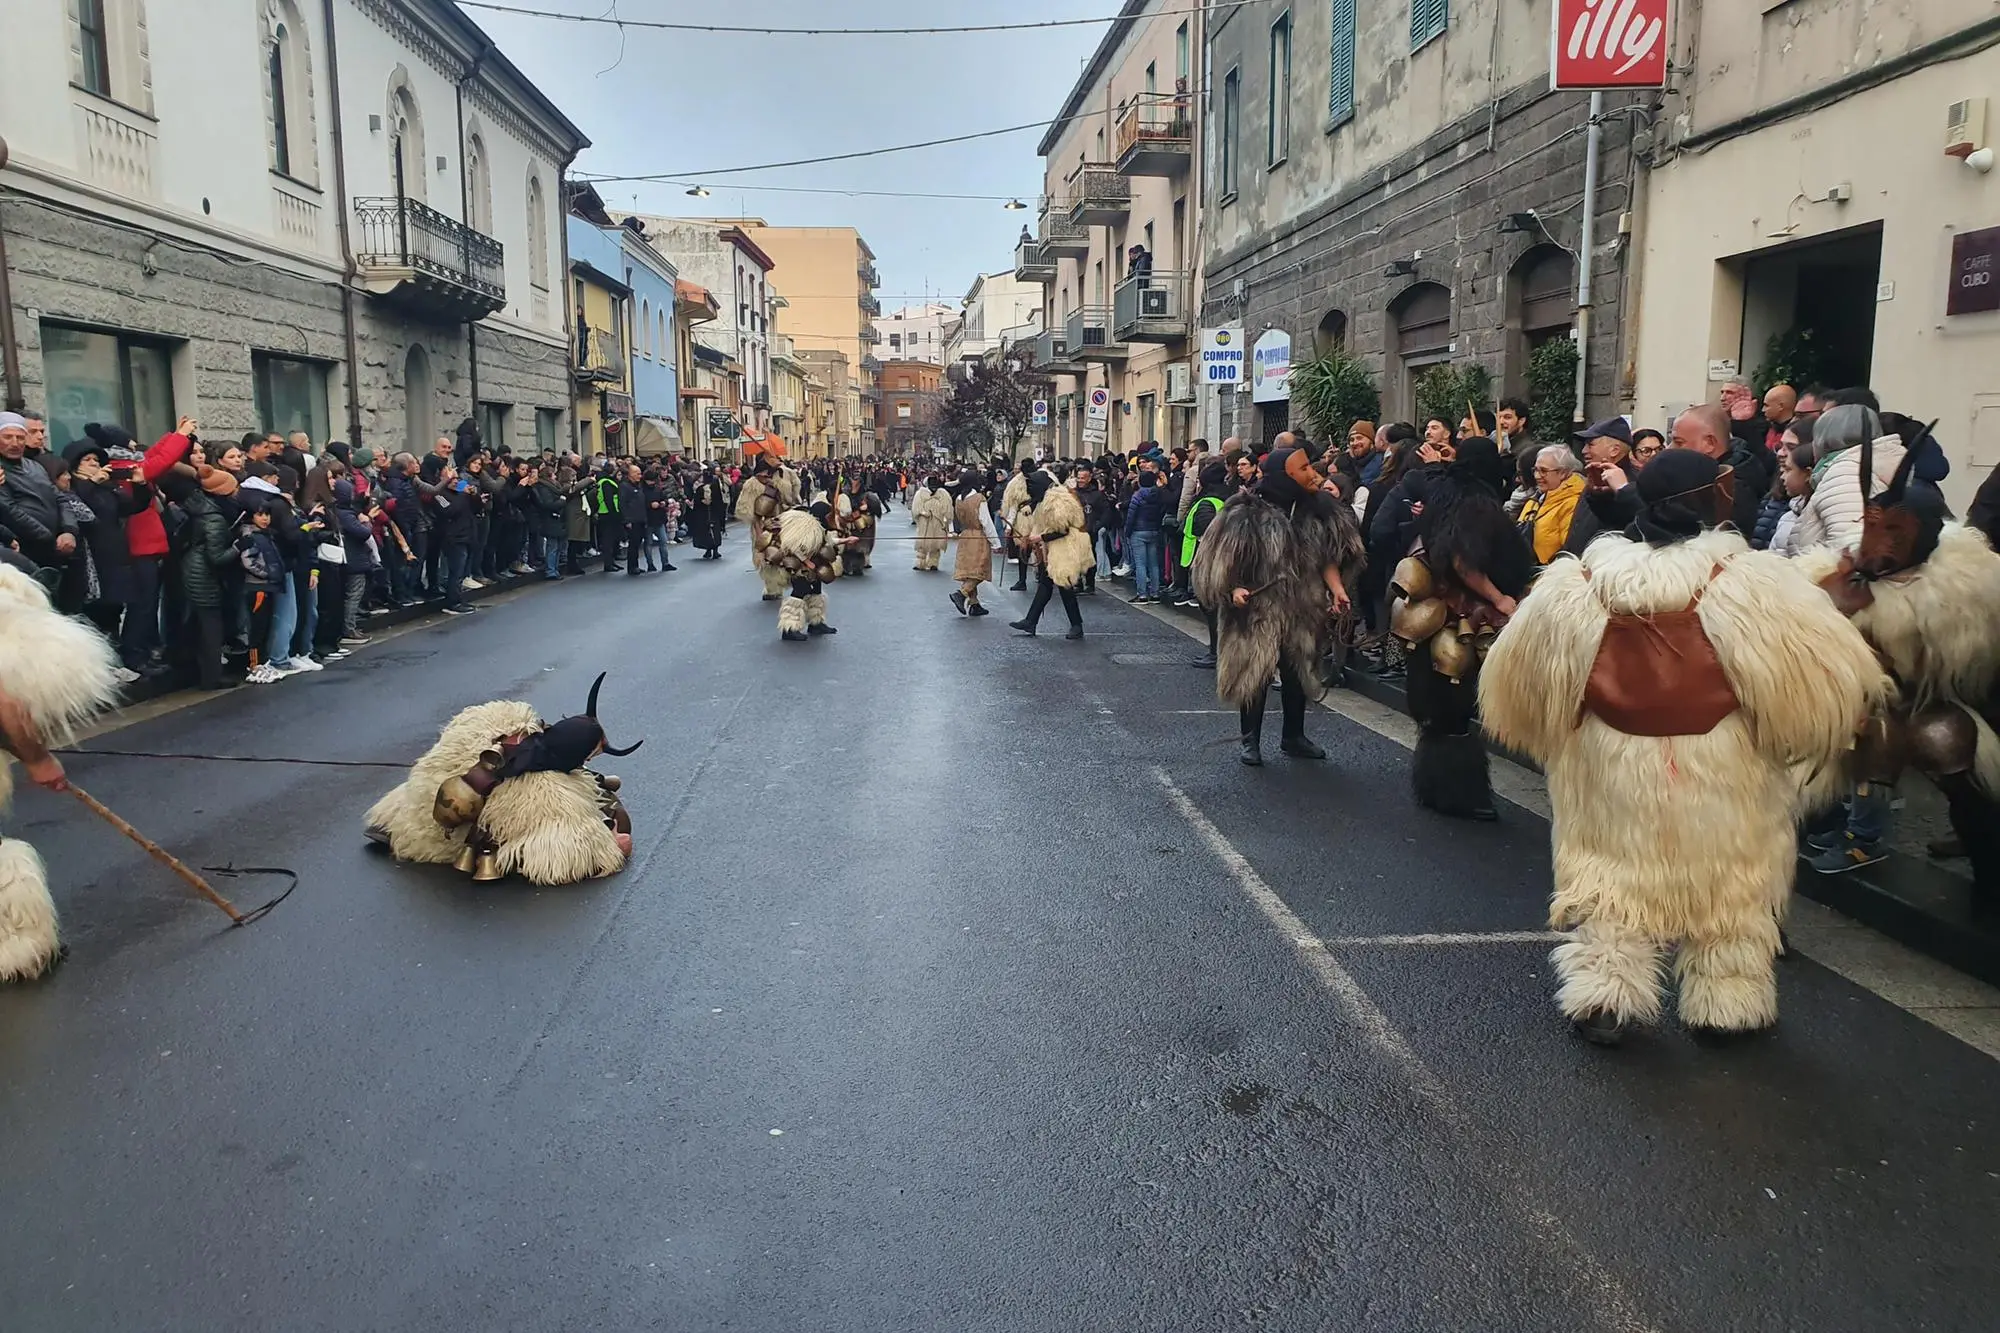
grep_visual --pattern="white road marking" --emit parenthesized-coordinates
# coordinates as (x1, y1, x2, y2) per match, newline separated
(1152, 767, 1660, 1333)
(1311, 931, 1569, 947)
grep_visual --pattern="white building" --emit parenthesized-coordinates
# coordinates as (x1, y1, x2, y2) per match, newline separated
(619, 215, 778, 434)
(875, 302, 956, 366)
(950, 269, 1044, 367)
(0, 0, 586, 456)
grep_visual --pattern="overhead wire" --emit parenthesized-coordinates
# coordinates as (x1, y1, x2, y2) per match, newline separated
(575, 121, 1056, 182)
(458, 0, 1255, 38)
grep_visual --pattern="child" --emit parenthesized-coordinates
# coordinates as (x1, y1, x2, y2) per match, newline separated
(236, 503, 285, 683)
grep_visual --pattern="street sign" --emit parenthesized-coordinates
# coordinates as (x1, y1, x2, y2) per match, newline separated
(1032, 398, 1050, 426)
(1199, 326, 1244, 385)
(1082, 426, 1108, 447)
(706, 408, 740, 441)
(1086, 387, 1110, 422)
(1251, 328, 1292, 403)
(1552, 0, 1670, 91)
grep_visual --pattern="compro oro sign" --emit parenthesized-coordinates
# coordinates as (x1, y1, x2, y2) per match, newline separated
(1552, 0, 1669, 91)
(1251, 328, 1292, 403)
(1199, 326, 1245, 385)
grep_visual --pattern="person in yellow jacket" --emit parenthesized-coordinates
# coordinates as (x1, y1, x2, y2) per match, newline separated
(1516, 444, 1588, 565)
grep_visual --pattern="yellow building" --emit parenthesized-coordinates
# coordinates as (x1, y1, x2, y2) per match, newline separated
(567, 226, 631, 458)
(674, 278, 720, 456)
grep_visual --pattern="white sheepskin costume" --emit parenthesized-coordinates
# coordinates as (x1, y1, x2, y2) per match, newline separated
(1479, 529, 1889, 1033)
(0, 564, 123, 981)
(364, 700, 627, 886)
(1029, 482, 1095, 589)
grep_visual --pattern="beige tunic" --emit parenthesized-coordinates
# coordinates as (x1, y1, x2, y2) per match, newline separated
(952, 493, 995, 585)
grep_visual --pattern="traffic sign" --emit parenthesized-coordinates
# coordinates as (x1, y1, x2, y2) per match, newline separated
(1032, 399, 1050, 426)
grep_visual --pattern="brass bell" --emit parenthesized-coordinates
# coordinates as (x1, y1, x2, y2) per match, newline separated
(1390, 595, 1448, 646)
(433, 774, 487, 828)
(471, 848, 505, 882)
(1431, 626, 1473, 682)
(1391, 555, 1433, 601)
(452, 839, 481, 874)
(599, 774, 622, 792)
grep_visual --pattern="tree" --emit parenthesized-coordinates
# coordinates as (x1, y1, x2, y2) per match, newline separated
(1288, 348, 1381, 443)
(1412, 362, 1494, 430)
(941, 355, 1046, 460)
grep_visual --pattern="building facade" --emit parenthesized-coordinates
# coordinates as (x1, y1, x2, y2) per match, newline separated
(952, 269, 1043, 367)
(797, 348, 859, 456)
(613, 220, 680, 456)
(564, 214, 629, 457)
(2, 0, 587, 459)
(1631, 1, 2000, 511)
(877, 302, 956, 365)
(1028, 0, 1202, 458)
(673, 277, 719, 456)
(622, 216, 777, 439)
(1199, 0, 1639, 444)
(874, 358, 944, 456)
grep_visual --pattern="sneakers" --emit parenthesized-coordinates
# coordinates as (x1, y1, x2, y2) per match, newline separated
(1112, 565, 1131, 577)
(246, 662, 283, 684)
(285, 656, 324, 673)
(339, 635, 372, 647)
(950, 591, 967, 616)
(1130, 594, 1156, 604)
(442, 605, 476, 616)
(110, 665, 142, 686)
(1802, 828, 1844, 853)
(461, 577, 485, 590)
(1805, 837, 1887, 875)
(323, 648, 351, 660)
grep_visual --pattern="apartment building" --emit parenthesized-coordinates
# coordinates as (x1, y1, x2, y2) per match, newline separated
(1632, 1, 2000, 510)
(623, 215, 777, 436)
(950, 269, 1043, 367)
(874, 358, 943, 456)
(1025, 0, 1202, 458)
(1201, 0, 1642, 441)
(2, 0, 587, 457)
(877, 302, 956, 365)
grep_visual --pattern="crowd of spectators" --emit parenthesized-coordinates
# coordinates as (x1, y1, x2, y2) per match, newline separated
(0, 410, 740, 691)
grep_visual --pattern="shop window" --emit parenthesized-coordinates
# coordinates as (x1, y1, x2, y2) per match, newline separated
(252, 352, 331, 445)
(40, 322, 176, 452)
(536, 407, 561, 454)
(479, 401, 512, 451)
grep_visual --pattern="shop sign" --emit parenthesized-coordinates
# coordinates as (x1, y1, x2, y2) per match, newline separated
(1552, 0, 1670, 91)
(1251, 328, 1292, 403)
(1947, 225, 2000, 317)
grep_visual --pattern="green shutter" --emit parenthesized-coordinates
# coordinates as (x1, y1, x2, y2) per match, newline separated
(1329, 0, 1356, 123)
(1412, 0, 1448, 50)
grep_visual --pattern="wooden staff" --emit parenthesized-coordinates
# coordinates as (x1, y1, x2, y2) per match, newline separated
(67, 784, 247, 924)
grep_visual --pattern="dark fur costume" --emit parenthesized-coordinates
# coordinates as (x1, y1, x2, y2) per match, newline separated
(1193, 485, 1366, 711)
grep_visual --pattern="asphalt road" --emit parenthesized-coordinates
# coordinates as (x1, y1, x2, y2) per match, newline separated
(3, 513, 1997, 1333)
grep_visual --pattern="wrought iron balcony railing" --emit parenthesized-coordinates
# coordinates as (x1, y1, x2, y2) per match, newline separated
(573, 324, 624, 383)
(1115, 101, 1194, 177)
(352, 195, 505, 319)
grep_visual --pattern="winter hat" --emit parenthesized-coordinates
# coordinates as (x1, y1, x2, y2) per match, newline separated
(325, 441, 353, 467)
(198, 464, 239, 497)
(1199, 460, 1229, 487)
(1624, 449, 1721, 547)
(0, 411, 25, 432)
(352, 447, 376, 469)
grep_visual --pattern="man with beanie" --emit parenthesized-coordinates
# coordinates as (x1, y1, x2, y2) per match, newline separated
(1480, 448, 1887, 1045)
(0, 412, 80, 596)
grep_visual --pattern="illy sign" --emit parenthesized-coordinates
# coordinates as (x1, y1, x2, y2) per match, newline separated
(1552, 0, 1669, 90)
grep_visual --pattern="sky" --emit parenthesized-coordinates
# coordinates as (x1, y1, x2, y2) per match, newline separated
(466, 0, 1110, 314)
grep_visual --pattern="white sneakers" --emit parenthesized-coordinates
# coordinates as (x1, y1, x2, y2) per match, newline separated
(246, 663, 283, 684)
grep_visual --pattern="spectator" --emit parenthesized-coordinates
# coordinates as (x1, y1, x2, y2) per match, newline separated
(1750, 418, 1812, 551)
(235, 498, 287, 684)
(56, 443, 142, 666)
(1123, 467, 1167, 603)
(1788, 403, 1903, 554)
(1630, 428, 1665, 471)
(1794, 386, 1830, 427)
(161, 463, 236, 690)
(1772, 430, 1821, 557)
(1761, 384, 1799, 455)
(524, 462, 568, 580)
(430, 462, 479, 615)
(1517, 445, 1587, 564)
(1720, 378, 1771, 465)
(238, 460, 317, 676)
(382, 452, 427, 607)
(1497, 396, 1537, 471)
(619, 463, 651, 576)
(1075, 465, 1116, 588)
(23, 410, 48, 458)
(1458, 407, 1497, 441)
(0, 410, 82, 608)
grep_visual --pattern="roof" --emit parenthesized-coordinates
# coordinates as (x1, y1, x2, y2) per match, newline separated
(675, 279, 719, 318)
(1035, 0, 1150, 157)
(719, 228, 778, 273)
(425, 0, 590, 156)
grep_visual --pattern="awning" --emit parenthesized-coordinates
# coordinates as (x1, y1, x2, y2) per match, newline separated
(681, 387, 720, 400)
(741, 430, 789, 459)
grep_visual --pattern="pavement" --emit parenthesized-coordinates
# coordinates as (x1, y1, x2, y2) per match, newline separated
(3, 516, 1999, 1333)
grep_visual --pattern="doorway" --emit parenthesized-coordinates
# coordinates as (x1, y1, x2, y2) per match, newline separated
(1739, 226, 1882, 391)
(403, 343, 432, 454)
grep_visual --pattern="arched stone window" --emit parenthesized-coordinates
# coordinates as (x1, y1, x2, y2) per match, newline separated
(403, 343, 433, 455)
(1504, 244, 1576, 397)
(386, 69, 426, 203)
(1387, 281, 1452, 418)
(1313, 308, 1348, 356)
(263, 0, 319, 185)
(526, 170, 549, 290)
(640, 298, 652, 358)
(463, 123, 492, 234)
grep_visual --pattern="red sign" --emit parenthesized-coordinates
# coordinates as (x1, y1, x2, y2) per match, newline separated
(1553, 0, 1670, 90)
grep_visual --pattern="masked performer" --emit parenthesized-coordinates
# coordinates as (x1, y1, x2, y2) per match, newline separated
(735, 457, 801, 602)
(1000, 460, 1035, 592)
(1480, 452, 1886, 1043)
(1192, 443, 1365, 767)
(950, 470, 1001, 618)
(774, 501, 848, 641)
(1387, 436, 1532, 819)
(911, 475, 953, 572)
(1009, 471, 1094, 640)
(835, 478, 880, 578)
(0, 562, 123, 980)
(1794, 434, 2000, 911)
(365, 673, 641, 886)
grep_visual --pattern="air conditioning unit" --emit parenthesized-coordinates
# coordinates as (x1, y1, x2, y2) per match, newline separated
(1948, 97, 1989, 158)
(1166, 363, 1194, 404)
(1139, 287, 1172, 317)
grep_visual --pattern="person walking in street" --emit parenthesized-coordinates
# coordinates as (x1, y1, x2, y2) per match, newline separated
(688, 467, 728, 560)
(1182, 460, 1232, 668)
(910, 474, 952, 571)
(1009, 470, 1091, 640)
(950, 469, 1000, 618)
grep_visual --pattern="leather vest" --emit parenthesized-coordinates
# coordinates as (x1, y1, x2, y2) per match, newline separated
(1580, 563, 1740, 737)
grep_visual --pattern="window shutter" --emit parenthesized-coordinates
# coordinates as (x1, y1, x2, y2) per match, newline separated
(1412, 0, 1448, 50)
(1329, 0, 1356, 121)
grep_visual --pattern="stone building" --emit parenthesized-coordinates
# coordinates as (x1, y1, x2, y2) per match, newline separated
(1, 0, 588, 458)
(1201, 0, 1642, 443)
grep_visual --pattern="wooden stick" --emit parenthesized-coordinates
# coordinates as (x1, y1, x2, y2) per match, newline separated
(67, 784, 245, 923)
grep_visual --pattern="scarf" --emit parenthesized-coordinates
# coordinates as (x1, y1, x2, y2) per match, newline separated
(1519, 472, 1583, 563)
(58, 490, 102, 602)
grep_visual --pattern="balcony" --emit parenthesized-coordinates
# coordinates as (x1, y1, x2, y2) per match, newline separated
(352, 196, 505, 321)
(859, 260, 880, 288)
(1065, 164, 1129, 227)
(1040, 201, 1090, 260)
(1115, 102, 1193, 177)
(572, 324, 624, 384)
(1034, 327, 1084, 375)
(1014, 234, 1056, 283)
(862, 323, 883, 346)
(749, 381, 772, 408)
(859, 292, 882, 317)
(1112, 271, 1191, 344)
(1065, 305, 1125, 362)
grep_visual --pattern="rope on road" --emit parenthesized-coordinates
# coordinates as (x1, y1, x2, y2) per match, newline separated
(57, 748, 410, 769)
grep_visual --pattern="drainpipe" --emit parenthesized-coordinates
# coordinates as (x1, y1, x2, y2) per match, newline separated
(0, 138, 23, 412)
(456, 43, 492, 425)
(319, 0, 364, 446)
(561, 147, 579, 458)
(1572, 90, 1604, 426)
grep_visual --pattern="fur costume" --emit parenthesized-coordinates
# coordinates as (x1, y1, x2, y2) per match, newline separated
(736, 467, 802, 599)
(1027, 481, 1094, 589)
(364, 697, 632, 887)
(1192, 489, 1365, 710)
(0, 563, 123, 981)
(773, 505, 844, 640)
(911, 484, 953, 570)
(1480, 529, 1889, 1035)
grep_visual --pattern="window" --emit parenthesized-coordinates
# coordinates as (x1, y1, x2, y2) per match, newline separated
(640, 299, 652, 358)
(1329, 0, 1357, 127)
(536, 407, 561, 454)
(252, 352, 331, 444)
(465, 132, 492, 234)
(1269, 12, 1292, 166)
(1412, 0, 1448, 51)
(659, 310, 668, 361)
(78, 0, 112, 97)
(268, 34, 292, 177)
(890, 334, 902, 351)
(526, 172, 549, 289)
(1145, 62, 1157, 101)
(40, 323, 176, 450)
(1220, 67, 1240, 200)
(1176, 21, 1189, 82)
(479, 401, 511, 451)
(388, 79, 426, 203)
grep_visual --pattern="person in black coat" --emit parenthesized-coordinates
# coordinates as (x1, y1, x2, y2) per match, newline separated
(429, 465, 479, 612)
(618, 463, 651, 576)
(521, 462, 568, 580)
(59, 443, 144, 637)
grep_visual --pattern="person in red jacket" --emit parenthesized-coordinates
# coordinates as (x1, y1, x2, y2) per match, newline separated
(84, 417, 194, 673)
